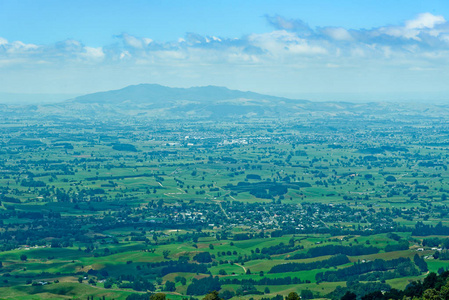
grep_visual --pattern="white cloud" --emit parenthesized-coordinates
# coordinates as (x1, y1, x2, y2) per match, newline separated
(406, 13, 445, 29)
(142, 38, 153, 46)
(248, 30, 327, 58)
(265, 15, 313, 37)
(1, 12, 449, 87)
(6, 41, 39, 54)
(375, 13, 447, 41)
(81, 47, 105, 60)
(120, 33, 144, 49)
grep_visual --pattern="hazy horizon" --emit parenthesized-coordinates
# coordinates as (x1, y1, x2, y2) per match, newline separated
(1, 85, 448, 105)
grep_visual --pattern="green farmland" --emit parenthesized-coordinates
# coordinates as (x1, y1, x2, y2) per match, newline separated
(1, 100, 449, 300)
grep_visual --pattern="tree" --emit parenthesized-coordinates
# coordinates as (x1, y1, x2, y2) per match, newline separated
(175, 275, 187, 285)
(104, 278, 113, 289)
(163, 250, 170, 259)
(440, 282, 449, 300)
(285, 292, 300, 300)
(219, 290, 235, 300)
(164, 281, 176, 292)
(187, 276, 221, 295)
(20, 254, 27, 261)
(264, 287, 270, 294)
(193, 252, 212, 263)
(301, 290, 313, 300)
(341, 291, 357, 300)
(180, 277, 187, 285)
(219, 269, 227, 275)
(443, 238, 449, 249)
(423, 272, 438, 290)
(434, 251, 440, 260)
(127, 294, 152, 300)
(362, 291, 383, 300)
(203, 291, 223, 300)
(150, 293, 166, 300)
(385, 175, 396, 182)
(422, 288, 439, 300)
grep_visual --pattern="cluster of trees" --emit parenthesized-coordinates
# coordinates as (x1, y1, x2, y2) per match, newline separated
(329, 281, 391, 300)
(20, 179, 46, 187)
(193, 252, 213, 263)
(126, 293, 166, 300)
(384, 240, 409, 252)
(0, 219, 88, 251)
(227, 181, 307, 199)
(221, 276, 306, 286)
(316, 257, 419, 282)
(412, 221, 449, 236)
(438, 250, 449, 260)
(422, 236, 449, 248)
(118, 278, 156, 292)
(287, 244, 379, 260)
(353, 259, 419, 282)
(112, 143, 138, 152)
(269, 254, 349, 273)
(414, 254, 428, 272)
(114, 259, 209, 278)
(161, 262, 208, 276)
(0, 195, 21, 203)
(186, 276, 221, 295)
(235, 282, 263, 296)
(259, 240, 303, 255)
(348, 271, 449, 300)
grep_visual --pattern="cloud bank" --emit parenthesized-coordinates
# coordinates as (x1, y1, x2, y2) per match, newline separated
(1, 13, 449, 96)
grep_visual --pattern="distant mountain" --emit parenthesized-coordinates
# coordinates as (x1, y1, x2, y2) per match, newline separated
(2, 84, 449, 120)
(70, 84, 303, 105)
(48, 84, 312, 119)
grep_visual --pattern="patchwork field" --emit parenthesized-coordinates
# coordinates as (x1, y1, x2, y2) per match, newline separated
(1, 108, 449, 300)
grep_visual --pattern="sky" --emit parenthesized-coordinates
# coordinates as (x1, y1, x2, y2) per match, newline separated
(1, 0, 449, 102)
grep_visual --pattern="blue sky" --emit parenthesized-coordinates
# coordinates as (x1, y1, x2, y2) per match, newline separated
(1, 0, 449, 101)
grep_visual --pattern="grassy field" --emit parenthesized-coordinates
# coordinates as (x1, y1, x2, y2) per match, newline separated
(1, 115, 449, 299)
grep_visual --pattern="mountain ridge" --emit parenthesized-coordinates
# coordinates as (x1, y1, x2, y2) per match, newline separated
(69, 83, 307, 105)
(1, 84, 448, 120)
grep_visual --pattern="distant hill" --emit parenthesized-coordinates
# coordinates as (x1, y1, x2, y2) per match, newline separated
(70, 84, 304, 105)
(1, 84, 449, 120)
(52, 84, 312, 119)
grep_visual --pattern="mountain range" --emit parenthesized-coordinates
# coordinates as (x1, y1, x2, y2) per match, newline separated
(1, 84, 448, 120)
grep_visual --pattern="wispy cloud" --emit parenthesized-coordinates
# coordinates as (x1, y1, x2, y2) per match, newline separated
(2, 12, 448, 69)
(0, 38, 105, 65)
(265, 15, 314, 37)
